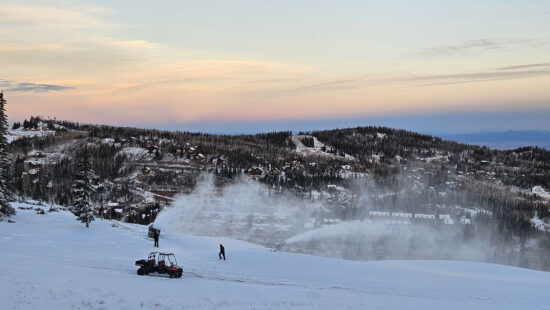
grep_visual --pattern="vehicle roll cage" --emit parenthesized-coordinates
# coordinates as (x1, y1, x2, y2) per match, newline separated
(148, 252, 178, 266)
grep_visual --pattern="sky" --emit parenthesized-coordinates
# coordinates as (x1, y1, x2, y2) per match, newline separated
(1, 0, 550, 133)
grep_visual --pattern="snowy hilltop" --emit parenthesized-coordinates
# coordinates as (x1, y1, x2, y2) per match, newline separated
(1, 202, 549, 310)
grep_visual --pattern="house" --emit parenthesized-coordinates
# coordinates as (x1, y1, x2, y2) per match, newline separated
(248, 167, 263, 178)
(414, 214, 435, 219)
(392, 212, 413, 218)
(194, 153, 205, 163)
(186, 146, 198, 156)
(370, 211, 390, 217)
(142, 166, 151, 175)
(269, 168, 281, 176)
(25, 160, 42, 170)
(28, 151, 47, 158)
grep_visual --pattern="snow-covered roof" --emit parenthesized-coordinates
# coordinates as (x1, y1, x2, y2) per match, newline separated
(532, 186, 550, 200)
(370, 211, 390, 216)
(414, 214, 435, 219)
(392, 212, 413, 218)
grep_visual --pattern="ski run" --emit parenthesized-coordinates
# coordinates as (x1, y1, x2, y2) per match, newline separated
(1, 202, 549, 310)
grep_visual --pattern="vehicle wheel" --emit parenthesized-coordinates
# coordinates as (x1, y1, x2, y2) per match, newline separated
(137, 268, 145, 276)
(178, 271, 183, 278)
(169, 272, 175, 279)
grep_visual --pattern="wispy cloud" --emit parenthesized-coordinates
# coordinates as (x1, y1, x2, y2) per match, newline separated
(496, 63, 550, 71)
(288, 62, 550, 91)
(0, 79, 74, 93)
(285, 74, 371, 94)
(276, 61, 550, 95)
(0, 2, 161, 78)
(0, 3, 113, 30)
(418, 39, 534, 57)
(402, 65, 550, 87)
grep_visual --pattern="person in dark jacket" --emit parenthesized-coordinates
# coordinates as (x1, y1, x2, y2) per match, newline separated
(218, 244, 225, 260)
(153, 230, 159, 248)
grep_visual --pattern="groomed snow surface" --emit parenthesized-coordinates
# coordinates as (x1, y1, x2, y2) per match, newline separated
(1, 203, 549, 310)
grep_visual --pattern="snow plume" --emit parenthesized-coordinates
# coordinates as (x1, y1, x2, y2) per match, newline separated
(284, 221, 492, 262)
(155, 174, 548, 270)
(278, 175, 499, 264)
(154, 174, 318, 246)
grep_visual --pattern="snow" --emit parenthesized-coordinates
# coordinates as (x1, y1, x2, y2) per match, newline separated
(415, 214, 436, 219)
(7, 126, 56, 143)
(27, 168, 39, 175)
(370, 211, 390, 217)
(119, 146, 148, 157)
(422, 155, 449, 163)
(531, 213, 550, 232)
(392, 212, 413, 218)
(455, 206, 493, 217)
(532, 186, 550, 200)
(1, 203, 550, 310)
(292, 135, 355, 160)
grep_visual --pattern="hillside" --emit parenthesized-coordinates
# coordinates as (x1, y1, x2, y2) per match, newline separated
(4, 117, 550, 271)
(1, 203, 549, 310)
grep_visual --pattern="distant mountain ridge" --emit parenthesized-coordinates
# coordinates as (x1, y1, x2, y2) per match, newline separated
(438, 130, 550, 150)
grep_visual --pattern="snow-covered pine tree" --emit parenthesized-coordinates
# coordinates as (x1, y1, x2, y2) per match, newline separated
(71, 146, 96, 227)
(0, 92, 15, 218)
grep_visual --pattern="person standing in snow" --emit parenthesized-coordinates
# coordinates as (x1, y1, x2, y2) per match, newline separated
(219, 244, 225, 260)
(153, 230, 159, 248)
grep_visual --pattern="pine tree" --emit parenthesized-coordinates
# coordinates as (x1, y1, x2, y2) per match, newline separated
(0, 92, 15, 217)
(71, 146, 96, 227)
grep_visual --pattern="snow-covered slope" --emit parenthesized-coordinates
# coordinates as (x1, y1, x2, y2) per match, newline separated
(292, 135, 355, 160)
(1, 203, 549, 310)
(7, 122, 61, 143)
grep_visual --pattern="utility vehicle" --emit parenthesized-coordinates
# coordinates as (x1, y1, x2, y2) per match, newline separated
(135, 252, 183, 278)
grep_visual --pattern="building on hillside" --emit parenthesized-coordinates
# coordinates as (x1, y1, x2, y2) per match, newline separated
(248, 167, 263, 178)
(370, 211, 390, 217)
(414, 214, 435, 219)
(392, 212, 413, 218)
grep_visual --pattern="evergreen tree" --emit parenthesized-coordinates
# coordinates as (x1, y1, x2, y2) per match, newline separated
(0, 92, 15, 217)
(71, 146, 96, 227)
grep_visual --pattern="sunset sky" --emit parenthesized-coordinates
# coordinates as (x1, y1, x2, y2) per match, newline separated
(2, 0, 550, 133)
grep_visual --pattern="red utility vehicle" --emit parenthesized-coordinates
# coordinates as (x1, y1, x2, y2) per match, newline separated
(135, 252, 183, 278)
